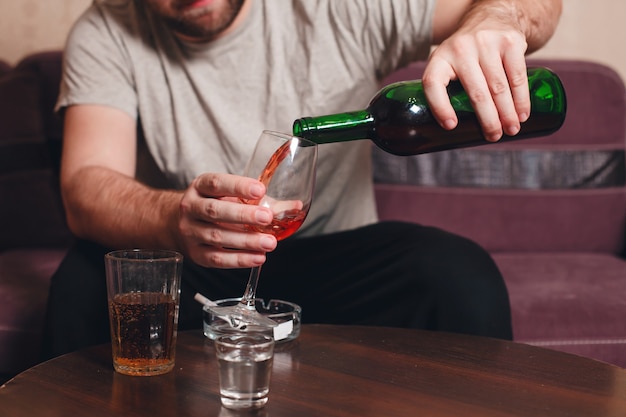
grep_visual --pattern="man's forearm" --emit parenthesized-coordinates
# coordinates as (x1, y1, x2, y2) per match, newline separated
(62, 166, 183, 251)
(463, 0, 562, 52)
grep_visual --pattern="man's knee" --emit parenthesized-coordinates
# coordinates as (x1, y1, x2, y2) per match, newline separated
(390, 223, 512, 339)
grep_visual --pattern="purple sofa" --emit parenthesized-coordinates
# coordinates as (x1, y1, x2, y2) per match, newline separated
(375, 59, 626, 366)
(0, 51, 73, 380)
(0, 52, 625, 380)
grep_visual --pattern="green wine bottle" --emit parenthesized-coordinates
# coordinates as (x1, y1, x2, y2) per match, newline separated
(293, 67, 566, 156)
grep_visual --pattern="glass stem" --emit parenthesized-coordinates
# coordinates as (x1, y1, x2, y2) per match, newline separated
(240, 265, 262, 309)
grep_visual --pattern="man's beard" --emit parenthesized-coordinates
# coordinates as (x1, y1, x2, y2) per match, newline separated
(148, 0, 246, 41)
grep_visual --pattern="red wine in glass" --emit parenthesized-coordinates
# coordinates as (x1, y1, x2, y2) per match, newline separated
(244, 140, 309, 240)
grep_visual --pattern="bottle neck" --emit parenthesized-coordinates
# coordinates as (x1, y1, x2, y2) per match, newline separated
(293, 110, 374, 144)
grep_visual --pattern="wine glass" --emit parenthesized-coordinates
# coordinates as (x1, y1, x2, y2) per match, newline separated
(208, 130, 318, 330)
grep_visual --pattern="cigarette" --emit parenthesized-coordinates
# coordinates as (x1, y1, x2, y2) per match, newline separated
(194, 292, 218, 307)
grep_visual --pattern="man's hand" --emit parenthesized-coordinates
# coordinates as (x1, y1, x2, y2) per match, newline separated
(427, 0, 562, 141)
(61, 105, 278, 269)
(178, 172, 278, 268)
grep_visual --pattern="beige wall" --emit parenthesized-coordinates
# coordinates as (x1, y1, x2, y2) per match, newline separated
(1, 0, 625, 82)
(530, 0, 626, 82)
(0, 1, 91, 64)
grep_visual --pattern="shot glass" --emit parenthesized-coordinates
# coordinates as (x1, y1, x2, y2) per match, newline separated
(215, 333, 275, 410)
(105, 249, 183, 376)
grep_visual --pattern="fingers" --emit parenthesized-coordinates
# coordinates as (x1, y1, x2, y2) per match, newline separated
(424, 29, 529, 142)
(421, 60, 459, 131)
(191, 172, 272, 224)
(184, 226, 276, 269)
(178, 172, 278, 268)
(502, 47, 530, 124)
(476, 36, 529, 138)
(194, 172, 264, 202)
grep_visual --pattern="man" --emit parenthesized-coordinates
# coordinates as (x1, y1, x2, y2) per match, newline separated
(42, 0, 562, 358)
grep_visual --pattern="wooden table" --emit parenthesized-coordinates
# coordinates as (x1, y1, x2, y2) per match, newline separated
(1, 325, 626, 416)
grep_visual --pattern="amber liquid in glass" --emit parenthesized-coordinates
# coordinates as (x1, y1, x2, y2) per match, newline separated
(109, 292, 177, 376)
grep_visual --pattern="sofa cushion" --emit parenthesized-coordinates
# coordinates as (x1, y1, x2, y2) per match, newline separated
(0, 170, 73, 250)
(494, 252, 626, 366)
(0, 248, 67, 374)
(374, 183, 626, 254)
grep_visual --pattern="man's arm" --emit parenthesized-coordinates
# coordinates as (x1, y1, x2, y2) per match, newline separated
(432, 0, 561, 52)
(426, 0, 562, 141)
(60, 104, 277, 268)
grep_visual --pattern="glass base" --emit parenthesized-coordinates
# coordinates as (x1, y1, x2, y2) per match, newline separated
(221, 395, 268, 410)
(113, 359, 174, 376)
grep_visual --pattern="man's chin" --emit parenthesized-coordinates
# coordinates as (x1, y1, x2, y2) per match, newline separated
(159, 0, 246, 42)
(170, 18, 227, 42)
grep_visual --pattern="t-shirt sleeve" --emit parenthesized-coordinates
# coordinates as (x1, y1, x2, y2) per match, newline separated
(56, 4, 138, 120)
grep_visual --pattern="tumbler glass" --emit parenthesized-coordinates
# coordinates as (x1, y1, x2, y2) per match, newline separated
(105, 249, 183, 376)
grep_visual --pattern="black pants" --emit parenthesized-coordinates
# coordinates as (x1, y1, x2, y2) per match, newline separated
(41, 221, 512, 360)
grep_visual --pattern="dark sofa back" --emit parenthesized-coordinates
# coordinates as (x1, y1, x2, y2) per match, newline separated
(0, 51, 72, 250)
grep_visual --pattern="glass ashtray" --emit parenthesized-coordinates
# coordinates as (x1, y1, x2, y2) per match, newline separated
(203, 298, 301, 343)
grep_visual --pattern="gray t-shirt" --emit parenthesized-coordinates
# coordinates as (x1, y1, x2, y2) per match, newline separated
(58, 0, 434, 236)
